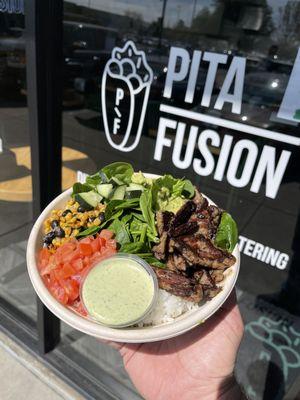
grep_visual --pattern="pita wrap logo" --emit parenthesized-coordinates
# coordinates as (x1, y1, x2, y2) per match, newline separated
(101, 41, 153, 152)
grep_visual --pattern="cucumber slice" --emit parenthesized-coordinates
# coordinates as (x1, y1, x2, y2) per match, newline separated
(126, 183, 145, 192)
(111, 185, 126, 200)
(75, 191, 102, 211)
(109, 177, 124, 187)
(99, 171, 108, 183)
(97, 183, 114, 198)
(125, 190, 143, 199)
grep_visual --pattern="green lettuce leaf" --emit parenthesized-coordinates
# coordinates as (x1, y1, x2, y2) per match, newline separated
(108, 219, 131, 246)
(139, 190, 157, 236)
(182, 179, 195, 198)
(120, 242, 147, 254)
(101, 162, 134, 184)
(76, 225, 101, 238)
(143, 256, 166, 268)
(214, 212, 238, 253)
(151, 174, 195, 210)
(72, 182, 93, 196)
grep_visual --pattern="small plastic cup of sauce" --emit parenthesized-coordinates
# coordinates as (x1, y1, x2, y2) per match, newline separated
(80, 254, 158, 328)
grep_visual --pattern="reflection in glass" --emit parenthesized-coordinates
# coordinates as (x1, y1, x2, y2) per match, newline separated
(0, 8, 36, 319)
(61, 1, 300, 398)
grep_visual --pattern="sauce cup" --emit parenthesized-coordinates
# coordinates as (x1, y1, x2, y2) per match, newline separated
(80, 254, 159, 328)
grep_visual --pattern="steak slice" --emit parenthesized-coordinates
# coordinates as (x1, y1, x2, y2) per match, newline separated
(173, 252, 188, 271)
(194, 270, 215, 289)
(171, 201, 196, 228)
(193, 188, 207, 209)
(152, 231, 169, 261)
(166, 252, 187, 272)
(166, 254, 177, 271)
(190, 213, 214, 239)
(156, 211, 165, 236)
(171, 221, 199, 237)
(156, 211, 174, 236)
(210, 270, 224, 283)
(174, 235, 236, 269)
(153, 267, 203, 303)
(205, 287, 222, 299)
(208, 205, 222, 235)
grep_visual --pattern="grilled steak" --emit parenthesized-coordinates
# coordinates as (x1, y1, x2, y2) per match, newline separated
(175, 235, 235, 269)
(173, 252, 187, 271)
(152, 187, 236, 303)
(193, 188, 206, 209)
(171, 201, 196, 228)
(156, 211, 174, 236)
(208, 205, 222, 235)
(152, 231, 169, 261)
(153, 268, 203, 303)
(171, 221, 199, 237)
(194, 270, 215, 289)
(210, 270, 224, 283)
(205, 287, 222, 299)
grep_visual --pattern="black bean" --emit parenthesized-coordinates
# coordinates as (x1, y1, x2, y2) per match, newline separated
(55, 227, 65, 238)
(88, 217, 95, 223)
(78, 206, 85, 212)
(50, 220, 59, 229)
(62, 209, 71, 217)
(99, 212, 105, 222)
(43, 231, 56, 244)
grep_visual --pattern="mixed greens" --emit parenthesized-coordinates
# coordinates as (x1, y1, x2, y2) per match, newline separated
(71, 162, 238, 259)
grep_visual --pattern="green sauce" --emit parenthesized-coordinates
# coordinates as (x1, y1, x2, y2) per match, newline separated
(81, 257, 155, 326)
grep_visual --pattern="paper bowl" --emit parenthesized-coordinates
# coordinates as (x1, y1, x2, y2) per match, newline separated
(26, 173, 240, 343)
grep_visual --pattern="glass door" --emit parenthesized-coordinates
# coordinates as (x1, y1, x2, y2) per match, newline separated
(59, 1, 300, 399)
(0, 2, 37, 322)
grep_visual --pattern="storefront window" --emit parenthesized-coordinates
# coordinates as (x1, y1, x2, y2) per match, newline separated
(0, 4, 38, 320)
(59, 0, 300, 398)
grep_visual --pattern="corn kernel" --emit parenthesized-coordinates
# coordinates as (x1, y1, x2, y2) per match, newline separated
(93, 218, 100, 226)
(65, 213, 72, 221)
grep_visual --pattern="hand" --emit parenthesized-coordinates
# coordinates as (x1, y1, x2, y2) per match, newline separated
(109, 290, 244, 400)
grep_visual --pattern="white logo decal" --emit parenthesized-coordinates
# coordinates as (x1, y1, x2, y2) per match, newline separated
(101, 41, 153, 152)
(277, 47, 300, 123)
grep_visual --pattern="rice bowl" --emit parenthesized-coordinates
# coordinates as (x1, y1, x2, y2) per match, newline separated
(26, 170, 240, 342)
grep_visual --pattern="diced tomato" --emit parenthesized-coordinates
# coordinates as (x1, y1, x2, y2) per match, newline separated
(71, 258, 84, 271)
(39, 232, 117, 310)
(49, 282, 68, 304)
(99, 229, 114, 240)
(90, 237, 100, 252)
(83, 256, 90, 267)
(60, 278, 79, 302)
(49, 270, 58, 284)
(72, 300, 88, 316)
(38, 248, 51, 269)
(78, 242, 93, 256)
(54, 241, 76, 264)
(98, 236, 106, 248)
(100, 248, 116, 259)
(40, 259, 57, 276)
(56, 263, 76, 280)
(79, 237, 92, 244)
(71, 273, 82, 284)
(106, 239, 117, 250)
(89, 251, 103, 264)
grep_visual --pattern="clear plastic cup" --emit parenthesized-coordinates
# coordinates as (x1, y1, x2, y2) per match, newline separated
(80, 254, 158, 328)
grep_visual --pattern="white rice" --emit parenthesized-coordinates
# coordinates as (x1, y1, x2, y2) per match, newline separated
(139, 289, 199, 326)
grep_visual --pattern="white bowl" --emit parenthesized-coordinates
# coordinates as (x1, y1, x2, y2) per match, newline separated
(27, 173, 240, 343)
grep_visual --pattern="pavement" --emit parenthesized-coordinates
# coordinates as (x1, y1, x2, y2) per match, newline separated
(0, 331, 83, 400)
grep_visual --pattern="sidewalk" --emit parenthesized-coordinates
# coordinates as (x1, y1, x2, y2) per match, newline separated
(0, 331, 83, 400)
